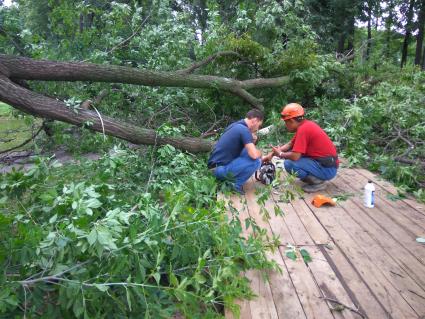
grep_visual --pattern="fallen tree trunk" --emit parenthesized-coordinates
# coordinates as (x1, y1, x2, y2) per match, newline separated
(0, 75, 214, 153)
(0, 54, 293, 152)
(0, 54, 290, 110)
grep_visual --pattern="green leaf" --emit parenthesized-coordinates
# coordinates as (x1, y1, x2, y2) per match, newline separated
(49, 214, 58, 224)
(85, 198, 102, 209)
(300, 248, 312, 263)
(126, 287, 132, 311)
(194, 273, 206, 284)
(87, 229, 97, 246)
(285, 250, 297, 261)
(94, 284, 109, 292)
(152, 272, 161, 285)
(170, 272, 179, 287)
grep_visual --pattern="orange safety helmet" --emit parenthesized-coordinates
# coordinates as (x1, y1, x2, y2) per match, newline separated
(280, 103, 305, 121)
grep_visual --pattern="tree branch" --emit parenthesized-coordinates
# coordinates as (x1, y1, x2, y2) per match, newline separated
(0, 124, 44, 155)
(319, 296, 367, 318)
(394, 157, 425, 169)
(0, 55, 291, 109)
(177, 51, 241, 74)
(0, 74, 214, 153)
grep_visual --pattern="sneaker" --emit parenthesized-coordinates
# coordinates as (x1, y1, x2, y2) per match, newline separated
(302, 183, 327, 193)
(301, 175, 325, 185)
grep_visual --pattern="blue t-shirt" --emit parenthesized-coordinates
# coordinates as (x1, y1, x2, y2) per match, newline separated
(208, 120, 253, 166)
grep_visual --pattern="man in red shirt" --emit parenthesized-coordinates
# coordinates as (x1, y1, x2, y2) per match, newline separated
(263, 103, 338, 192)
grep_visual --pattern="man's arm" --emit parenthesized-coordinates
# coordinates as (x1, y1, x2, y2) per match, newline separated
(277, 150, 301, 161)
(278, 141, 293, 152)
(272, 140, 301, 161)
(245, 143, 262, 159)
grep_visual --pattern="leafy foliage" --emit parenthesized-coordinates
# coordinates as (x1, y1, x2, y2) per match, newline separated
(0, 147, 277, 318)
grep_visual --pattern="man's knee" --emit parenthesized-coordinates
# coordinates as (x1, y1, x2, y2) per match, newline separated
(284, 159, 295, 172)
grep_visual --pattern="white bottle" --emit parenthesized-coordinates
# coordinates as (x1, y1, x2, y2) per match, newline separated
(364, 180, 375, 208)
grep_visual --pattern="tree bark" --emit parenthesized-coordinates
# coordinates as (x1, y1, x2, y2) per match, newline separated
(366, 3, 372, 61)
(422, 45, 425, 69)
(0, 74, 214, 153)
(0, 53, 296, 152)
(337, 34, 346, 54)
(347, 15, 355, 55)
(0, 54, 291, 110)
(401, 0, 416, 68)
(415, 0, 425, 65)
(385, 0, 394, 58)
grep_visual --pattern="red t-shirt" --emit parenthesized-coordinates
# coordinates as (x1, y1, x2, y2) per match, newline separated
(290, 120, 338, 162)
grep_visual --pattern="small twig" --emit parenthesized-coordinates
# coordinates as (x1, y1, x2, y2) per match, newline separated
(82, 14, 151, 62)
(145, 131, 159, 192)
(177, 51, 242, 74)
(319, 296, 367, 318)
(92, 106, 106, 141)
(17, 261, 91, 286)
(0, 124, 44, 155)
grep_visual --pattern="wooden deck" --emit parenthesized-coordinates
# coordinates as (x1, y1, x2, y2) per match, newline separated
(221, 165, 425, 319)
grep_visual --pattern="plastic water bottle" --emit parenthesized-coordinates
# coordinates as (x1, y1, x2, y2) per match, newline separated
(364, 180, 375, 208)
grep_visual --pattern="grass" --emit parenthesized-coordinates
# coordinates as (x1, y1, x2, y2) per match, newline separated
(0, 101, 11, 116)
(0, 102, 40, 153)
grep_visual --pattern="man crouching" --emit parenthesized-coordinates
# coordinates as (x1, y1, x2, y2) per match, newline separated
(263, 103, 339, 193)
(208, 109, 265, 195)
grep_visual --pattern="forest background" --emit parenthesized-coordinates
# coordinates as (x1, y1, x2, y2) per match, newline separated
(0, 0, 424, 318)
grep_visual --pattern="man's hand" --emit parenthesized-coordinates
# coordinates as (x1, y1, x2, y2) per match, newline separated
(272, 146, 281, 156)
(261, 152, 273, 162)
(252, 133, 258, 145)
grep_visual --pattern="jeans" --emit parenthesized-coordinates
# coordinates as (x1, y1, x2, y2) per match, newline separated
(284, 157, 337, 181)
(214, 149, 261, 191)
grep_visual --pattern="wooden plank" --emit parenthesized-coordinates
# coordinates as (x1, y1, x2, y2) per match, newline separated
(335, 169, 425, 238)
(244, 180, 304, 319)
(353, 167, 425, 215)
(305, 246, 362, 319)
(225, 299, 252, 319)
(334, 171, 425, 265)
(302, 192, 419, 319)
(245, 270, 279, 319)
(277, 201, 360, 319)
(328, 180, 425, 288)
(319, 243, 390, 319)
(225, 185, 278, 319)
(289, 198, 331, 245)
(322, 183, 425, 316)
(290, 197, 390, 319)
(260, 196, 336, 319)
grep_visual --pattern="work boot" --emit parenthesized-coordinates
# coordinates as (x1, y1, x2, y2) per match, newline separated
(301, 175, 325, 185)
(302, 183, 327, 193)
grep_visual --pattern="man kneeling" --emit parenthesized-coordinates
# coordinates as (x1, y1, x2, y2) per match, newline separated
(263, 103, 338, 193)
(208, 110, 264, 195)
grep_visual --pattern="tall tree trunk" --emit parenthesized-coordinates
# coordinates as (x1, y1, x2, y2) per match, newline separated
(79, 13, 84, 33)
(366, 4, 372, 61)
(347, 15, 355, 55)
(373, 5, 380, 70)
(401, 0, 416, 68)
(415, 0, 425, 65)
(337, 34, 346, 54)
(422, 45, 425, 69)
(385, 0, 394, 59)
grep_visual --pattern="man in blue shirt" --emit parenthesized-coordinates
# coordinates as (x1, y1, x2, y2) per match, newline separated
(208, 109, 264, 194)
